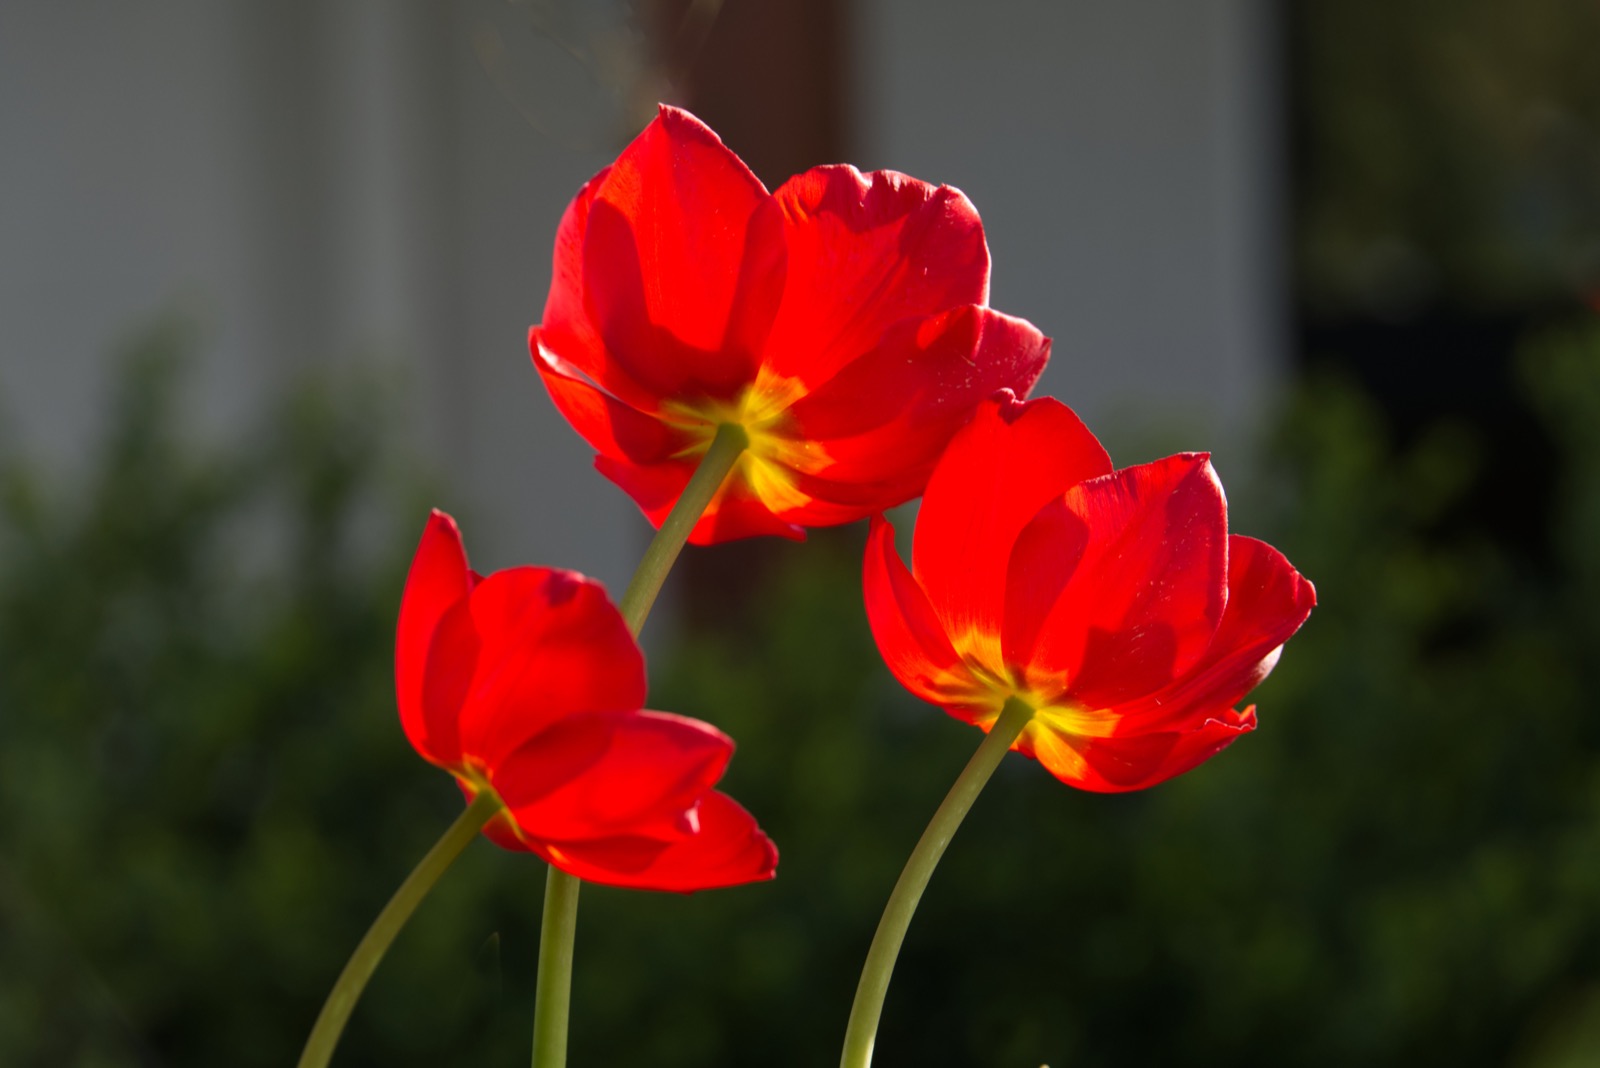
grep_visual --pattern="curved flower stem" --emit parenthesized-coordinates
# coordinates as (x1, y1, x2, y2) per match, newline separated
(839, 697, 1036, 1068)
(298, 789, 503, 1068)
(530, 422, 748, 1068)
(617, 421, 749, 634)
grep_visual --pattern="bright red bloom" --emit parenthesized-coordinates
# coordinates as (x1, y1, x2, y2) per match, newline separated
(397, 509, 777, 891)
(530, 105, 1050, 544)
(863, 393, 1316, 792)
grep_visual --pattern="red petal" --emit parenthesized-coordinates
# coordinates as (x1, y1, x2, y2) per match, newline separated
(914, 394, 1112, 644)
(530, 328, 690, 465)
(536, 166, 662, 415)
(396, 511, 473, 768)
(451, 568, 646, 769)
(1017, 706, 1256, 793)
(1121, 536, 1316, 727)
(534, 791, 778, 893)
(578, 106, 770, 400)
(1004, 455, 1228, 707)
(781, 307, 1051, 517)
(493, 710, 733, 844)
(862, 515, 990, 721)
(757, 165, 989, 389)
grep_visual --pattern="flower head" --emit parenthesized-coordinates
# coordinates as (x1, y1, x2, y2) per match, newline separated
(397, 509, 777, 890)
(530, 105, 1050, 544)
(863, 393, 1315, 792)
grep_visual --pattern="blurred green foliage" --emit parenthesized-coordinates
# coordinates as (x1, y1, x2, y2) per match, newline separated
(580, 316, 1600, 1067)
(1294, 0, 1600, 315)
(3, 315, 1599, 1066)
(0, 324, 536, 1067)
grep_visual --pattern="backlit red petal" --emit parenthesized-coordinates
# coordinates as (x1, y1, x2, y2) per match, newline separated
(530, 330, 690, 465)
(536, 165, 660, 414)
(454, 568, 646, 769)
(914, 393, 1112, 643)
(494, 710, 733, 844)
(862, 516, 991, 720)
(758, 166, 989, 388)
(580, 106, 769, 399)
(396, 511, 473, 767)
(1017, 706, 1256, 793)
(1004, 455, 1228, 707)
(536, 791, 778, 893)
(783, 307, 1050, 515)
(1121, 536, 1316, 727)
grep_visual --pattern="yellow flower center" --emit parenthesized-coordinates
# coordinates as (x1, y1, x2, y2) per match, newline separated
(946, 629, 1118, 742)
(661, 370, 825, 515)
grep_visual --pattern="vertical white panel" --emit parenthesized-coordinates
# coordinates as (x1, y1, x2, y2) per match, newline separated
(855, 0, 1285, 461)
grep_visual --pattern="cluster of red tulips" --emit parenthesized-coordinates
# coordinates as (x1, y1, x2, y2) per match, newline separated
(298, 106, 1314, 1068)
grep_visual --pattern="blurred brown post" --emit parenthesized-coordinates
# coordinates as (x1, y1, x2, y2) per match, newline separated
(644, 0, 857, 629)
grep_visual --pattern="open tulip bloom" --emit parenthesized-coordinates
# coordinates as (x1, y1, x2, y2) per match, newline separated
(300, 106, 1316, 1068)
(397, 510, 775, 891)
(839, 391, 1315, 1064)
(864, 391, 1317, 792)
(297, 510, 773, 1068)
(530, 105, 1049, 545)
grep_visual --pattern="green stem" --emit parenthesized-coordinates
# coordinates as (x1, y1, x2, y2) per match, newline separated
(530, 422, 748, 1068)
(298, 789, 503, 1068)
(530, 864, 581, 1068)
(839, 698, 1036, 1068)
(617, 422, 749, 635)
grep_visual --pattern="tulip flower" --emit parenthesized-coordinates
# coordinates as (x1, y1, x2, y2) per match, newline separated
(530, 105, 1049, 544)
(842, 393, 1315, 1065)
(862, 392, 1316, 792)
(398, 508, 776, 891)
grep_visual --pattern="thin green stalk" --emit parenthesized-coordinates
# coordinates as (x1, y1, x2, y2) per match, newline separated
(298, 789, 503, 1068)
(617, 422, 749, 634)
(839, 698, 1036, 1068)
(530, 864, 582, 1068)
(530, 422, 748, 1068)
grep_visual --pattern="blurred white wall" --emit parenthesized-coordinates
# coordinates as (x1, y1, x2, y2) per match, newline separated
(858, 0, 1286, 463)
(0, 0, 642, 585)
(0, 0, 1283, 587)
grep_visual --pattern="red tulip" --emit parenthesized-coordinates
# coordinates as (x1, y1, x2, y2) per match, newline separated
(397, 510, 777, 891)
(530, 105, 1050, 544)
(863, 393, 1316, 792)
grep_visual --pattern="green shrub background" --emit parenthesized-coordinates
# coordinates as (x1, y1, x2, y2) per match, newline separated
(2, 316, 1598, 1066)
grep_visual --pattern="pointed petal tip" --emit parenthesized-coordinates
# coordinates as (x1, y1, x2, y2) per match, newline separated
(644, 103, 744, 163)
(982, 389, 1083, 429)
(753, 831, 780, 882)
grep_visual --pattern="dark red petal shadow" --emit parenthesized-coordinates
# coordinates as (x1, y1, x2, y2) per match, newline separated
(493, 710, 733, 845)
